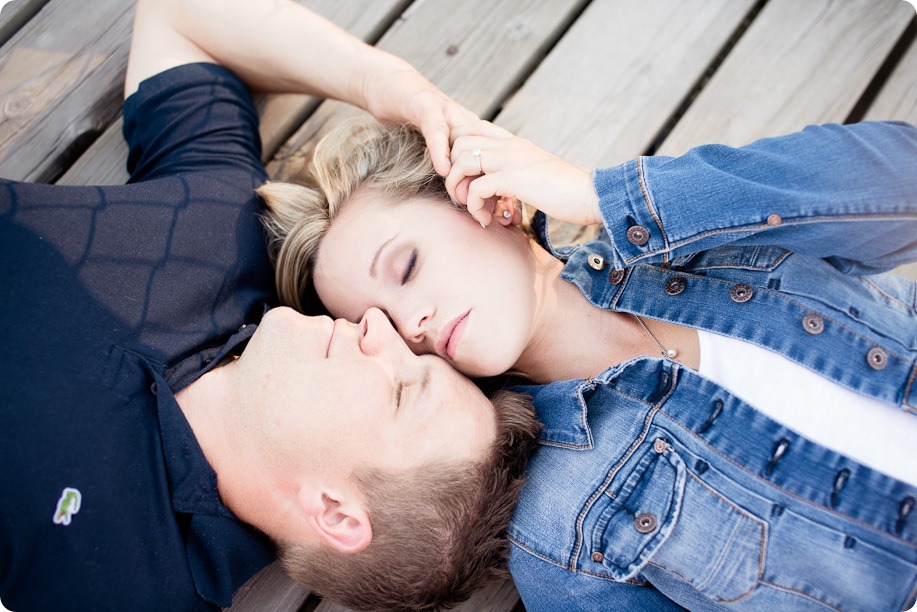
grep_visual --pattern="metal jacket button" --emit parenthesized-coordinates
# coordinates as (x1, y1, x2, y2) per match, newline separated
(802, 313, 824, 335)
(587, 253, 605, 270)
(634, 513, 657, 533)
(608, 268, 625, 285)
(730, 283, 753, 303)
(664, 276, 686, 295)
(866, 347, 888, 370)
(591, 552, 604, 563)
(766, 214, 782, 226)
(626, 225, 650, 246)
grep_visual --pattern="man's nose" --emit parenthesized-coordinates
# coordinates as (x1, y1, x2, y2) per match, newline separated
(359, 307, 413, 358)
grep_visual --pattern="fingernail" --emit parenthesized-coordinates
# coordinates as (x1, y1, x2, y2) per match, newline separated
(479, 221, 486, 229)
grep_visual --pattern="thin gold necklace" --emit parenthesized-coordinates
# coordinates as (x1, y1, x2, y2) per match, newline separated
(633, 314, 678, 360)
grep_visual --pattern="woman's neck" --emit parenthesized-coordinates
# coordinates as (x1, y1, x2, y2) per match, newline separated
(512, 243, 648, 384)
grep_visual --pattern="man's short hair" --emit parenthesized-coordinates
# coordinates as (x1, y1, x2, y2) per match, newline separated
(276, 389, 541, 611)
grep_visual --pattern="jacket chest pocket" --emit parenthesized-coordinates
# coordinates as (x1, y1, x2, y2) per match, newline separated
(589, 435, 765, 603)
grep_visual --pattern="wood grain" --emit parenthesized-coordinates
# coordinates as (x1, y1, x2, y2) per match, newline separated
(864, 27, 917, 124)
(57, 0, 408, 186)
(223, 562, 310, 612)
(0, 0, 49, 48)
(267, 0, 589, 182)
(659, 0, 914, 156)
(0, 0, 134, 182)
(496, 0, 756, 167)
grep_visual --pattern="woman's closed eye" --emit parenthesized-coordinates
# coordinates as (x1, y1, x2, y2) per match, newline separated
(401, 249, 418, 285)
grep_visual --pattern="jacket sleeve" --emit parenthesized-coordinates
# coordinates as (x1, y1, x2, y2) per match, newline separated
(509, 542, 687, 612)
(594, 121, 917, 275)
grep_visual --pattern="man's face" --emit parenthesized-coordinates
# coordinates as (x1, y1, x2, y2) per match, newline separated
(234, 307, 496, 481)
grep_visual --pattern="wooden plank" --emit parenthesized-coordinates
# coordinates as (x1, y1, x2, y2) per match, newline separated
(861, 26, 917, 282)
(0, 0, 134, 183)
(57, 0, 408, 186)
(0, 0, 50, 48)
(492, 0, 756, 244)
(313, 577, 520, 612)
(267, 0, 589, 182)
(659, 0, 914, 156)
(495, 0, 756, 168)
(223, 562, 310, 612)
(864, 32, 917, 124)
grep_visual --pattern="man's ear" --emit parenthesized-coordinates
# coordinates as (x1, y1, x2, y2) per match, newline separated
(299, 486, 372, 554)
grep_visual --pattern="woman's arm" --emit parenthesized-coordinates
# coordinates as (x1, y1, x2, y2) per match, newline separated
(126, 0, 476, 174)
(450, 121, 917, 273)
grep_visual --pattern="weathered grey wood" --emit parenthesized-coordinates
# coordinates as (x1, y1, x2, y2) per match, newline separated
(659, 0, 914, 156)
(267, 0, 589, 181)
(862, 29, 917, 282)
(864, 31, 917, 124)
(313, 577, 520, 612)
(492, 0, 756, 244)
(57, 0, 408, 187)
(452, 577, 521, 611)
(0, 0, 134, 182)
(0, 0, 50, 48)
(223, 561, 310, 612)
(496, 0, 756, 168)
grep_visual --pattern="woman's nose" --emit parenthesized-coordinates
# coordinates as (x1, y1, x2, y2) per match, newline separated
(391, 303, 433, 344)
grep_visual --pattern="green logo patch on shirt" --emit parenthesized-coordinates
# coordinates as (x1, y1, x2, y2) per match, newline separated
(53, 487, 81, 526)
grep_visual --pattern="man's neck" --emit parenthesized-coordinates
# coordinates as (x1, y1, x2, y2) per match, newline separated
(174, 364, 303, 541)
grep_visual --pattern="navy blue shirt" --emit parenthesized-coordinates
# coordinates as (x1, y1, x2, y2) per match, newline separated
(1, 63, 277, 610)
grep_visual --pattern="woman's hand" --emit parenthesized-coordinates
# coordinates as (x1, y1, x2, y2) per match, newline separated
(360, 60, 478, 176)
(446, 121, 600, 227)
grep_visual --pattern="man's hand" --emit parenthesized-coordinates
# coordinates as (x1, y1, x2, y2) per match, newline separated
(359, 62, 478, 176)
(446, 121, 600, 228)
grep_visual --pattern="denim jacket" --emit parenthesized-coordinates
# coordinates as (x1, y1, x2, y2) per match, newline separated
(508, 122, 917, 611)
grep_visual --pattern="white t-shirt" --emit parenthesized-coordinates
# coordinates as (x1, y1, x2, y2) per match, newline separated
(696, 330, 917, 487)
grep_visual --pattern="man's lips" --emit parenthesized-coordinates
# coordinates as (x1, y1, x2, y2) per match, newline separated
(437, 310, 470, 360)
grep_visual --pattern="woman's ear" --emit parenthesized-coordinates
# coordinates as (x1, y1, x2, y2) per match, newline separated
(299, 487, 372, 553)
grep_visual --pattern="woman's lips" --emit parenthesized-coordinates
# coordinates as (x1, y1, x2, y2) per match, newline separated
(438, 310, 470, 360)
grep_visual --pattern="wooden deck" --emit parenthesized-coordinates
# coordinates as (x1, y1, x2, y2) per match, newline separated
(1, 0, 915, 610)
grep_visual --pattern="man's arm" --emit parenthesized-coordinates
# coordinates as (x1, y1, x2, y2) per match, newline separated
(126, 0, 476, 174)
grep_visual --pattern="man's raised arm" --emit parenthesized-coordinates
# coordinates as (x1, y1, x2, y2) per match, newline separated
(125, 0, 476, 174)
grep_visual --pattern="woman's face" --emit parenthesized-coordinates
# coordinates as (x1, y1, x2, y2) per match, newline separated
(313, 191, 537, 377)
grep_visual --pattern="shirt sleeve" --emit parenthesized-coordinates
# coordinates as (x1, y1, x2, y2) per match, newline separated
(593, 121, 917, 275)
(122, 62, 266, 183)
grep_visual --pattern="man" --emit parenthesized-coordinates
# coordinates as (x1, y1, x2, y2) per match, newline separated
(0, 0, 541, 610)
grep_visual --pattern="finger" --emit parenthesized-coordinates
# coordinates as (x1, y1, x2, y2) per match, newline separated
(451, 175, 473, 206)
(420, 116, 452, 176)
(466, 174, 501, 226)
(451, 120, 513, 141)
(444, 148, 484, 198)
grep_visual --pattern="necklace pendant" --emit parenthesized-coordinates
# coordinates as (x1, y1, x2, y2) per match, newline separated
(665, 348, 678, 359)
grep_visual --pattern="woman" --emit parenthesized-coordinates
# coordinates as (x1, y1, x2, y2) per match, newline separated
(258, 118, 917, 611)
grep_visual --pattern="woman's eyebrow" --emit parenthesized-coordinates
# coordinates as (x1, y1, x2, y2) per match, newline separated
(369, 235, 396, 278)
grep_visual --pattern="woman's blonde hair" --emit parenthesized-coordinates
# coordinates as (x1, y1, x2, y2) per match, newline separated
(258, 118, 450, 311)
